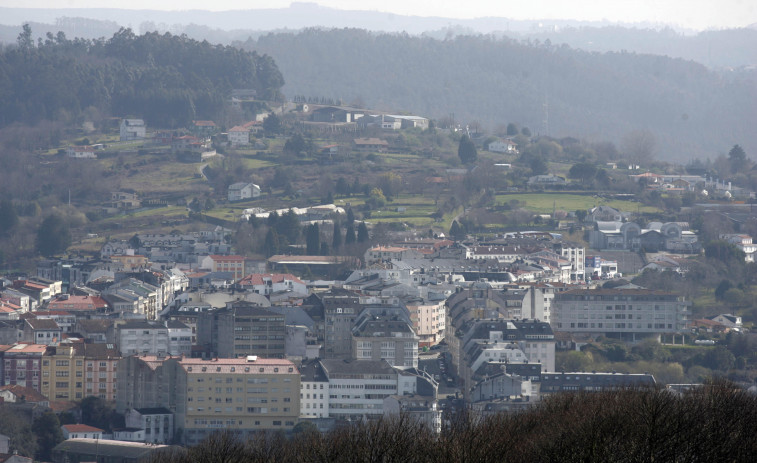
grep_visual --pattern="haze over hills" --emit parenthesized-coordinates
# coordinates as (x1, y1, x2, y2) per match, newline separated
(0, 4, 755, 162)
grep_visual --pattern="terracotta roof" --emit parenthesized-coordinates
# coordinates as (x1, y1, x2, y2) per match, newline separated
(209, 255, 245, 262)
(5, 343, 48, 354)
(62, 424, 104, 433)
(0, 384, 48, 403)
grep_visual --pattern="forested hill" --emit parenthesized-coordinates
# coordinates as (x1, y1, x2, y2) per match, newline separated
(0, 27, 284, 129)
(243, 29, 757, 161)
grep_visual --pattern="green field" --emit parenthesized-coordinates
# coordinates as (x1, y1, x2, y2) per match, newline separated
(495, 193, 661, 214)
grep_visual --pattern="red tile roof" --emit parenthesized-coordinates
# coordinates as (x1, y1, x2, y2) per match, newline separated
(62, 424, 104, 433)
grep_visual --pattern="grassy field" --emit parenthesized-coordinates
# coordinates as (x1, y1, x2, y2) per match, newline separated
(495, 192, 661, 214)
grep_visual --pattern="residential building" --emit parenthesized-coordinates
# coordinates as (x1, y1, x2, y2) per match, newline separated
(41, 342, 85, 401)
(61, 424, 103, 440)
(487, 138, 518, 154)
(227, 182, 261, 202)
(116, 355, 179, 414)
(365, 246, 411, 264)
(707, 314, 742, 331)
(83, 343, 120, 401)
(166, 321, 192, 357)
(351, 314, 419, 368)
(2, 344, 46, 392)
(237, 273, 307, 297)
(22, 318, 62, 346)
(176, 357, 300, 445)
(720, 234, 757, 262)
(406, 299, 446, 347)
(318, 359, 400, 421)
(553, 288, 690, 341)
(299, 360, 329, 419)
(201, 255, 246, 281)
(124, 407, 174, 444)
(0, 384, 50, 407)
(196, 302, 286, 359)
(228, 125, 251, 146)
(383, 394, 441, 434)
(120, 118, 146, 141)
(539, 372, 655, 395)
(112, 321, 169, 356)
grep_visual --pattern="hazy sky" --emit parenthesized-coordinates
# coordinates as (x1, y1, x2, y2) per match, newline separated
(4, 0, 756, 30)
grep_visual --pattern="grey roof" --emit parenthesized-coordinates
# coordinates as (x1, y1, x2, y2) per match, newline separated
(26, 318, 60, 330)
(53, 438, 176, 459)
(117, 320, 166, 330)
(299, 359, 328, 383)
(165, 320, 189, 329)
(319, 359, 396, 376)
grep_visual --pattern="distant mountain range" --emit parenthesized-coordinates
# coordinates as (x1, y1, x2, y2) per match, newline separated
(1, 4, 755, 162)
(1, 4, 755, 68)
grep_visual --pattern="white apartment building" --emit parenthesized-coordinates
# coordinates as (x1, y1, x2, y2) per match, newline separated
(113, 321, 169, 356)
(553, 288, 690, 341)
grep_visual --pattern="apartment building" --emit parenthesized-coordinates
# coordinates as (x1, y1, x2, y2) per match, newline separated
(553, 288, 690, 341)
(197, 302, 286, 359)
(2, 343, 46, 392)
(41, 342, 84, 401)
(112, 321, 169, 356)
(406, 298, 445, 347)
(352, 315, 419, 368)
(83, 343, 120, 401)
(176, 357, 300, 445)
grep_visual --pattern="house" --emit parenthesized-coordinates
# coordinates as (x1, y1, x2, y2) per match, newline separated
(120, 119, 146, 141)
(22, 318, 61, 345)
(488, 139, 518, 154)
(353, 137, 389, 152)
(707, 314, 742, 331)
(527, 174, 566, 186)
(66, 146, 96, 159)
(108, 192, 141, 210)
(237, 273, 307, 297)
(191, 120, 217, 138)
(61, 424, 103, 440)
(720, 234, 757, 262)
(227, 182, 261, 202)
(0, 384, 50, 407)
(124, 407, 174, 444)
(228, 125, 251, 146)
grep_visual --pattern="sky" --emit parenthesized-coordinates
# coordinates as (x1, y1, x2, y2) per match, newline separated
(2, 0, 756, 30)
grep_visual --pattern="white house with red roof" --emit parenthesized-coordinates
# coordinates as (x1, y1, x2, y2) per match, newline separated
(237, 273, 307, 296)
(61, 424, 103, 440)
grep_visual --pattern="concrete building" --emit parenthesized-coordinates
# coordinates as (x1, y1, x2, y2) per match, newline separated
(112, 321, 169, 356)
(299, 359, 330, 419)
(124, 407, 174, 444)
(351, 314, 419, 368)
(318, 359, 399, 421)
(166, 320, 192, 357)
(553, 288, 690, 341)
(120, 119, 146, 141)
(406, 299, 446, 347)
(227, 182, 261, 202)
(176, 357, 300, 445)
(61, 424, 103, 440)
(720, 234, 757, 262)
(2, 344, 46, 392)
(197, 302, 286, 359)
(41, 342, 85, 401)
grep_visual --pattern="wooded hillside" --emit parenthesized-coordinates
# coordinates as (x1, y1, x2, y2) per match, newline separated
(243, 28, 757, 161)
(0, 27, 284, 128)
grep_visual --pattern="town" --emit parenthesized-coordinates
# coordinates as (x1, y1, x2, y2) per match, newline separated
(0, 20, 756, 463)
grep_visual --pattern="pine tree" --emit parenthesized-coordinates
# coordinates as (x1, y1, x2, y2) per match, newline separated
(306, 223, 320, 255)
(357, 222, 369, 243)
(345, 223, 356, 245)
(332, 221, 342, 250)
(458, 134, 478, 164)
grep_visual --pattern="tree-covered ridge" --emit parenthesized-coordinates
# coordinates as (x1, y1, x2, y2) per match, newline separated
(0, 26, 284, 128)
(243, 28, 757, 161)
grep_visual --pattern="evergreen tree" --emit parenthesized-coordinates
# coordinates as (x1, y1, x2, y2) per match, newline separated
(306, 223, 320, 255)
(32, 411, 63, 461)
(346, 208, 355, 225)
(357, 222, 369, 243)
(458, 134, 477, 164)
(36, 215, 71, 257)
(332, 221, 342, 250)
(449, 220, 466, 241)
(319, 242, 330, 256)
(0, 200, 19, 234)
(264, 229, 279, 257)
(345, 223, 356, 245)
